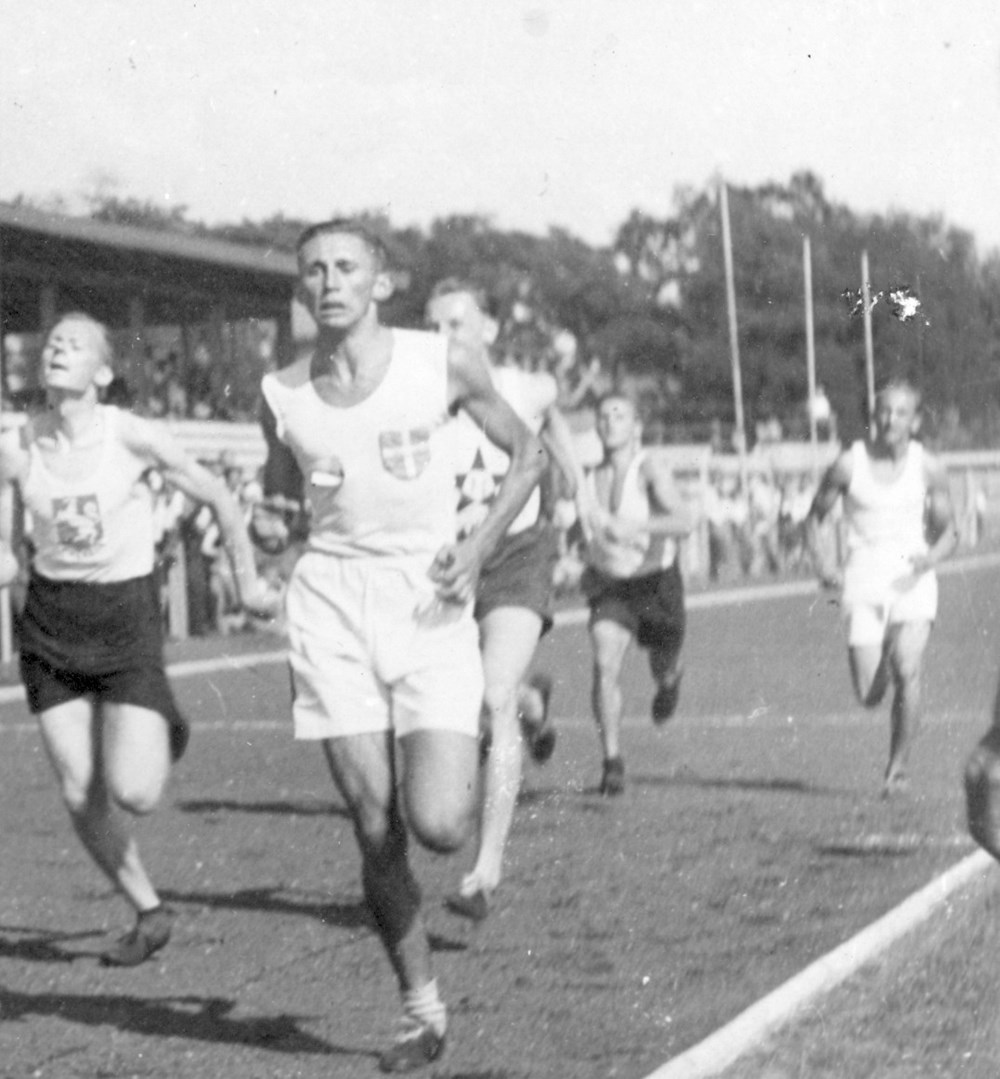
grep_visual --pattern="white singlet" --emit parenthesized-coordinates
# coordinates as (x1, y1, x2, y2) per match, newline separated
(451, 365, 555, 539)
(20, 406, 155, 583)
(261, 329, 457, 561)
(586, 449, 677, 579)
(841, 439, 936, 638)
(263, 329, 483, 741)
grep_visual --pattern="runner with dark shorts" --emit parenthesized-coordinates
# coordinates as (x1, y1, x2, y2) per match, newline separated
(427, 279, 586, 921)
(0, 312, 273, 967)
(581, 390, 693, 796)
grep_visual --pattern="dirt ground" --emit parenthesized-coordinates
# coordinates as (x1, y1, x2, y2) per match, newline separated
(0, 563, 998, 1079)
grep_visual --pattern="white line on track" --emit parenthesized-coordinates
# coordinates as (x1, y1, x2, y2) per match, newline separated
(643, 849, 995, 1079)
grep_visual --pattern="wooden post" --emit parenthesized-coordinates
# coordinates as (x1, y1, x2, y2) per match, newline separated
(719, 180, 748, 495)
(861, 250, 876, 426)
(0, 233, 8, 665)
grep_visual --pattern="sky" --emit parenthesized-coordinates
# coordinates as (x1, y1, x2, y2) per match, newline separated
(3, 1, 1000, 253)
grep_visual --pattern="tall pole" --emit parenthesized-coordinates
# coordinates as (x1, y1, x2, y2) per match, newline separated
(803, 234, 819, 481)
(719, 180, 748, 493)
(861, 250, 875, 426)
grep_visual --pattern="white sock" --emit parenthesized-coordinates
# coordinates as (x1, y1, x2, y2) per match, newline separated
(402, 978, 447, 1037)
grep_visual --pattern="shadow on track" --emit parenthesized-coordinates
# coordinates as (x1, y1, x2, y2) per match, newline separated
(0, 927, 99, 964)
(159, 886, 370, 928)
(177, 798, 349, 819)
(633, 773, 842, 796)
(0, 989, 366, 1058)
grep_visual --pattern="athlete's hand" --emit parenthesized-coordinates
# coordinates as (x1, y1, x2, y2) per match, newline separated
(965, 727, 1000, 862)
(240, 577, 284, 620)
(429, 542, 480, 605)
(817, 567, 843, 592)
(908, 553, 935, 577)
(249, 497, 300, 555)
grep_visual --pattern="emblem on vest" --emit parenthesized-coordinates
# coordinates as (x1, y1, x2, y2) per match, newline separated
(52, 494, 104, 554)
(379, 428, 431, 480)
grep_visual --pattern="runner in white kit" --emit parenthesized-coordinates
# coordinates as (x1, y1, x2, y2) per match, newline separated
(807, 376, 957, 796)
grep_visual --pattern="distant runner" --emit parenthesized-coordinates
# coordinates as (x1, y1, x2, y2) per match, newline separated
(807, 376, 957, 796)
(581, 389, 693, 796)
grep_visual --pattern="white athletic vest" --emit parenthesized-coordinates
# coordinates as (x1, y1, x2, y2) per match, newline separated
(844, 440, 928, 567)
(586, 448, 677, 578)
(21, 406, 156, 582)
(451, 365, 554, 539)
(261, 330, 456, 560)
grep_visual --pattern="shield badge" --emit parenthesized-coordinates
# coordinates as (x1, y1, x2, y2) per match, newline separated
(52, 494, 104, 553)
(379, 427, 431, 480)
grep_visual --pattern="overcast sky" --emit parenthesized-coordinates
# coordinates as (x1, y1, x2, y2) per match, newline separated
(3, 1, 999, 253)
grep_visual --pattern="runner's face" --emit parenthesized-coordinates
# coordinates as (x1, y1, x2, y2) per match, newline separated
(425, 291, 493, 351)
(297, 233, 385, 332)
(596, 397, 637, 450)
(41, 318, 109, 393)
(874, 386, 919, 447)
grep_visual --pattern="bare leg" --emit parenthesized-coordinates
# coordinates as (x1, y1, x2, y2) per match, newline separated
(882, 620, 932, 792)
(590, 618, 632, 787)
(39, 699, 170, 914)
(457, 606, 542, 899)
(848, 642, 891, 707)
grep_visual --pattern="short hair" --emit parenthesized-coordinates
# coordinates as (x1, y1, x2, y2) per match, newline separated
(296, 218, 389, 271)
(876, 374, 922, 408)
(53, 312, 114, 368)
(427, 277, 496, 318)
(595, 385, 638, 415)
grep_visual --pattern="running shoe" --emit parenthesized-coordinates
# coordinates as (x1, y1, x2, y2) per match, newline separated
(444, 889, 489, 922)
(652, 670, 683, 725)
(100, 905, 176, 967)
(379, 1018, 446, 1073)
(600, 756, 625, 796)
(522, 673, 556, 764)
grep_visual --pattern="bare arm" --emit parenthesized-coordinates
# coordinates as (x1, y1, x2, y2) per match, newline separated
(253, 397, 306, 554)
(912, 453, 958, 574)
(0, 427, 28, 586)
(805, 451, 852, 588)
(121, 415, 273, 613)
(643, 454, 694, 537)
(433, 341, 546, 602)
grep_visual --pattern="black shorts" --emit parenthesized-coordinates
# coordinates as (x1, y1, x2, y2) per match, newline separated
(474, 522, 559, 636)
(583, 561, 686, 652)
(18, 571, 189, 761)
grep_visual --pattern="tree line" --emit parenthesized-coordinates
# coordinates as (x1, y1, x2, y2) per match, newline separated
(12, 172, 1000, 447)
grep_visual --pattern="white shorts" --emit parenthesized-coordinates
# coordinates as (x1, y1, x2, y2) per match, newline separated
(842, 558, 938, 647)
(284, 551, 484, 740)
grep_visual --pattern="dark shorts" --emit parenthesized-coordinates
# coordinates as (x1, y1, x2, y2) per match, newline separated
(18, 571, 189, 761)
(474, 522, 559, 636)
(583, 561, 686, 653)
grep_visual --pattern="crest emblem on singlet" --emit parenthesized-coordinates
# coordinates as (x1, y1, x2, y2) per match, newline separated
(52, 494, 104, 553)
(379, 428, 431, 480)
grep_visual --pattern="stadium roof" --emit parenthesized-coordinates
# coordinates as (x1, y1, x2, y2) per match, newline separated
(0, 202, 298, 332)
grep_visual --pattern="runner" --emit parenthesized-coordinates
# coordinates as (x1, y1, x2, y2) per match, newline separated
(255, 221, 543, 1071)
(581, 389, 693, 796)
(425, 278, 585, 921)
(807, 376, 957, 796)
(0, 312, 273, 966)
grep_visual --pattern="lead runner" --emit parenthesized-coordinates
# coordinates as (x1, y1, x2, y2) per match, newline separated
(254, 219, 544, 1071)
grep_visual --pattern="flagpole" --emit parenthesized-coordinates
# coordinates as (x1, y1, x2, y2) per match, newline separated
(861, 249, 876, 426)
(719, 180, 748, 494)
(803, 234, 819, 482)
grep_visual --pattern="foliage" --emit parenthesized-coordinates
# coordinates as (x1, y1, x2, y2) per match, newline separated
(7, 175, 1000, 446)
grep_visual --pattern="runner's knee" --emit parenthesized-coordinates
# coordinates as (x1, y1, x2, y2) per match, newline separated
(407, 799, 472, 854)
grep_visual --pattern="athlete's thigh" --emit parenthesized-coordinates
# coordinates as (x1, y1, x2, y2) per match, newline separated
(479, 606, 544, 698)
(848, 643, 886, 701)
(102, 702, 171, 805)
(590, 616, 633, 677)
(322, 730, 397, 835)
(37, 697, 99, 799)
(398, 729, 479, 841)
(886, 619, 933, 678)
